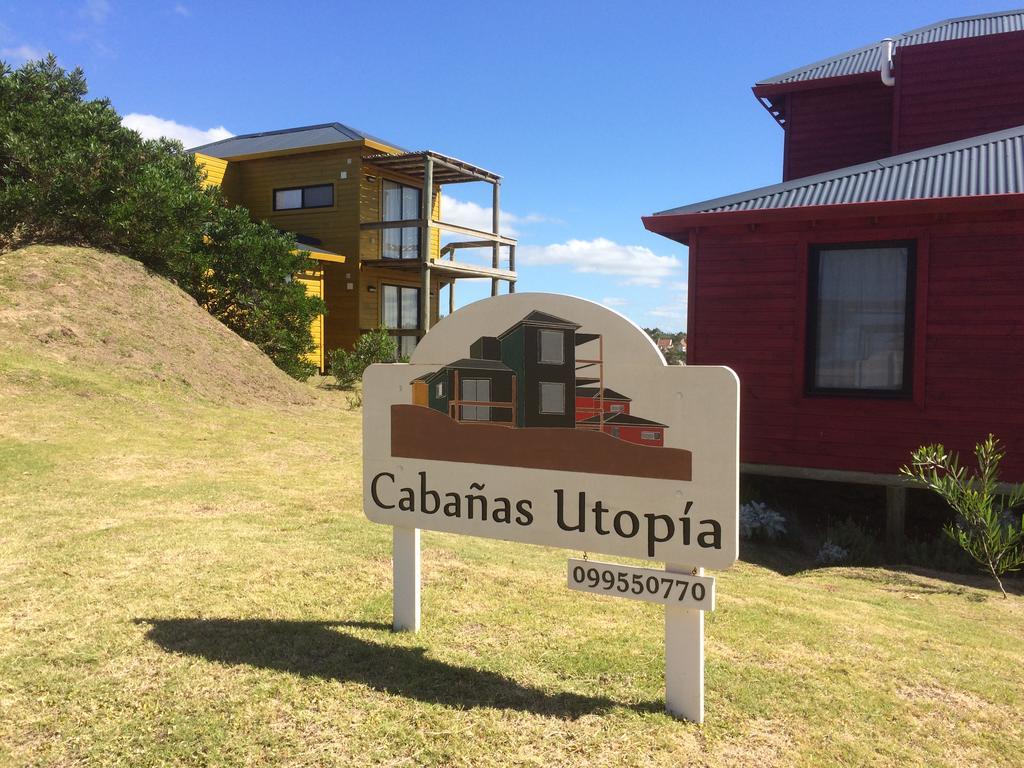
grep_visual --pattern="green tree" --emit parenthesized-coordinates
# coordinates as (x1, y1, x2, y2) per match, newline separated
(0, 54, 323, 378)
(900, 435, 1024, 597)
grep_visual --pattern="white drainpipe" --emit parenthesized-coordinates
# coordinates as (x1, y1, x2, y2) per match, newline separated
(880, 37, 896, 86)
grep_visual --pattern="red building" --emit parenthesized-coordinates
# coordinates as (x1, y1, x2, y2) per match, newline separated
(575, 386, 631, 421)
(575, 386, 667, 446)
(644, 10, 1024, 538)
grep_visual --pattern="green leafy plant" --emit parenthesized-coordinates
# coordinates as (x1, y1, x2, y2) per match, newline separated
(0, 55, 323, 379)
(328, 327, 398, 390)
(901, 435, 1024, 597)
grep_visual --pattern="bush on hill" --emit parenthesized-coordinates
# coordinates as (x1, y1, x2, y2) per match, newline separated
(0, 55, 324, 379)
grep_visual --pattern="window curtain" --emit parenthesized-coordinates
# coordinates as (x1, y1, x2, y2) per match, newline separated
(814, 247, 908, 390)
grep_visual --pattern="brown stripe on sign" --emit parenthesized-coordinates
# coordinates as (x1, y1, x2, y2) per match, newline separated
(390, 404, 692, 482)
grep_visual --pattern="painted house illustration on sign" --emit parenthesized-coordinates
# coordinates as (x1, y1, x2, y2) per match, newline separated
(393, 311, 684, 481)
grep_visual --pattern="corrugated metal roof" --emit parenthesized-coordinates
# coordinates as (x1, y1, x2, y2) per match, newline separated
(758, 9, 1024, 86)
(187, 122, 403, 158)
(653, 124, 1024, 216)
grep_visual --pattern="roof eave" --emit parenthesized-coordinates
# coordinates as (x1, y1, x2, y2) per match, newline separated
(643, 193, 1024, 245)
(752, 70, 881, 99)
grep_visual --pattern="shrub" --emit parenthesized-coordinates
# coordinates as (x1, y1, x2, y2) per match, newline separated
(901, 434, 1024, 597)
(739, 501, 787, 541)
(0, 55, 323, 379)
(816, 541, 849, 566)
(825, 517, 881, 566)
(328, 327, 398, 390)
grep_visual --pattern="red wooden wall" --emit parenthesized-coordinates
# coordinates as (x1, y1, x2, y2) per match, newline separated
(775, 31, 1024, 181)
(783, 83, 893, 180)
(895, 31, 1024, 153)
(689, 214, 1024, 480)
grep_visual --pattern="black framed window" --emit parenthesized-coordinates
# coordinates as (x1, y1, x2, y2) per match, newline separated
(382, 180, 421, 259)
(273, 184, 334, 211)
(806, 241, 915, 397)
(382, 284, 420, 359)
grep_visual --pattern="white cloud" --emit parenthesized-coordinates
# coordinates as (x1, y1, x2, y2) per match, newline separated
(518, 238, 681, 287)
(601, 297, 628, 308)
(80, 0, 111, 23)
(173, 3, 191, 16)
(1, 45, 46, 63)
(121, 113, 233, 148)
(439, 193, 547, 237)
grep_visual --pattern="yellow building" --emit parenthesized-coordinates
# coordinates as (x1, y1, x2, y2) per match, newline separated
(191, 123, 516, 369)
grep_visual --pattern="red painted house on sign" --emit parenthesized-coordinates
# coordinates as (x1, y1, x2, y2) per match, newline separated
(644, 10, 1024, 522)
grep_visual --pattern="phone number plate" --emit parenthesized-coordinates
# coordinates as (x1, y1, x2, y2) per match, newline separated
(567, 559, 716, 610)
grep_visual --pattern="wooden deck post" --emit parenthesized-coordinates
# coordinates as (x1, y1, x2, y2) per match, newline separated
(448, 279, 455, 317)
(491, 181, 500, 297)
(421, 156, 434, 334)
(509, 244, 516, 293)
(886, 486, 907, 556)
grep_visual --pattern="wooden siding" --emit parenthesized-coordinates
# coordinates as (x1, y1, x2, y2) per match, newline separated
(689, 213, 1024, 481)
(193, 153, 229, 188)
(894, 31, 1024, 153)
(225, 146, 363, 354)
(782, 83, 893, 180)
(296, 267, 325, 371)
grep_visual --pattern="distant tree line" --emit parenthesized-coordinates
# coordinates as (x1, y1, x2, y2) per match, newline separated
(0, 56, 324, 378)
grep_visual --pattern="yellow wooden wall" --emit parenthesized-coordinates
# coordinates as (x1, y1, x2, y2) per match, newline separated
(227, 146, 363, 352)
(213, 146, 447, 358)
(194, 153, 229, 188)
(296, 267, 325, 371)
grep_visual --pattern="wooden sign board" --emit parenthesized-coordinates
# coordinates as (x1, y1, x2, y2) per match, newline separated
(362, 293, 739, 723)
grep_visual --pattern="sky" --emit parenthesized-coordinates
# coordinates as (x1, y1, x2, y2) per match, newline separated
(3, 0, 1018, 331)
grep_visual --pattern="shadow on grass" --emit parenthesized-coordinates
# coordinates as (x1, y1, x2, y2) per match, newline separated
(136, 618, 653, 718)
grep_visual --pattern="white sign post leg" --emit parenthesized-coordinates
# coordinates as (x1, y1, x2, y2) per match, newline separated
(664, 562, 704, 723)
(393, 526, 421, 632)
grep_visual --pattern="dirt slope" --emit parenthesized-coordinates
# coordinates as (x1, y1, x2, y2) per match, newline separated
(0, 245, 315, 405)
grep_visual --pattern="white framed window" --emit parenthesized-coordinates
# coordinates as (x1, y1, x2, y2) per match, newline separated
(382, 180, 421, 260)
(640, 431, 660, 441)
(461, 379, 491, 421)
(435, 381, 445, 398)
(539, 382, 565, 414)
(538, 329, 564, 364)
(610, 403, 625, 413)
(273, 184, 334, 211)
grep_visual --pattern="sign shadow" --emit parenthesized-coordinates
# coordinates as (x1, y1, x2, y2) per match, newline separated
(135, 618, 660, 718)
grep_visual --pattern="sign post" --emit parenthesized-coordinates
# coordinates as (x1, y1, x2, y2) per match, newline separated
(665, 563, 704, 723)
(363, 294, 738, 722)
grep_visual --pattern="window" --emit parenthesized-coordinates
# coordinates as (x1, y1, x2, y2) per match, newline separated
(539, 382, 565, 414)
(382, 285, 420, 330)
(435, 381, 445, 398)
(382, 284, 420, 360)
(609, 403, 625, 413)
(273, 184, 334, 210)
(538, 329, 564, 364)
(611, 427, 620, 439)
(641, 431, 660, 441)
(807, 242, 914, 396)
(382, 180, 421, 259)
(461, 379, 491, 421)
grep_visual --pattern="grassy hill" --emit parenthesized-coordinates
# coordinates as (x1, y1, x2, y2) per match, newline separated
(1, 246, 1022, 766)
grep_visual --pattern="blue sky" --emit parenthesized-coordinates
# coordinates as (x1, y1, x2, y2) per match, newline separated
(3, 0, 1017, 330)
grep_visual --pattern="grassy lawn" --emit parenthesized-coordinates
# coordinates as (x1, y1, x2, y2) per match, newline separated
(1, 248, 1022, 766)
(2, 354, 1022, 767)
